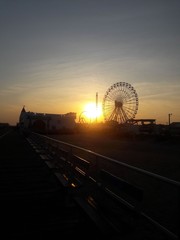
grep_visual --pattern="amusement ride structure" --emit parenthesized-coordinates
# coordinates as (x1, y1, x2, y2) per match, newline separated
(102, 82, 139, 124)
(79, 82, 139, 124)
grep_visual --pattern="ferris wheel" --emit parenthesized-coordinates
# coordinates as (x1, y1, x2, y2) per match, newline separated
(102, 82, 138, 124)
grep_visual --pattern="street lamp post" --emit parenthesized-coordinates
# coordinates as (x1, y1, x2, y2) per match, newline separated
(168, 113, 172, 125)
(96, 92, 98, 123)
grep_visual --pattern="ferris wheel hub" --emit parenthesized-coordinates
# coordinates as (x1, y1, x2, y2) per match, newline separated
(115, 100, 122, 108)
(102, 82, 139, 124)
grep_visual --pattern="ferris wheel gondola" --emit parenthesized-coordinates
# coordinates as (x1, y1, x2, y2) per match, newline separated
(102, 82, 138, 124)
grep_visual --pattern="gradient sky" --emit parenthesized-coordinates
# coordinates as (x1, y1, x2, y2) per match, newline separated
(0, 0, 180, 125)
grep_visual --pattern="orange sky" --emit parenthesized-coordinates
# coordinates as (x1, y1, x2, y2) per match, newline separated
(0, 1, 180, 125)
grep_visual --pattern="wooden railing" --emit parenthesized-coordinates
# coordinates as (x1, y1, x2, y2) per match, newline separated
(27, 131, 180, 239)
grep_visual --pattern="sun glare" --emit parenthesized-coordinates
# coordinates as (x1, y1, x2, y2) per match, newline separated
(83, 102, 102, 122)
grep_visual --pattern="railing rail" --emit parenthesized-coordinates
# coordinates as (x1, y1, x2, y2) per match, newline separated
(29, 131, 180, 239)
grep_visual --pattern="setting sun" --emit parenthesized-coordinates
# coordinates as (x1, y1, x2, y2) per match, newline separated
(82, 102, 103, 122)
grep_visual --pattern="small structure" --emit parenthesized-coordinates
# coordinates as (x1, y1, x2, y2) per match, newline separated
(169, 122, 180, 136)
(0, 122, 9, 128)
(19, 106, 76, 134)
(127, 119, 156, 125)
(126, 119, 156, 134)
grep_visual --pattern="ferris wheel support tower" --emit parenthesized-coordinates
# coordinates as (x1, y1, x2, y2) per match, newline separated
(102, 82, 139, 124)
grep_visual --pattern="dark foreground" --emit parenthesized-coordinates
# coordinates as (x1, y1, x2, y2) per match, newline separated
(0, 129, 100, 239)
(0, 128, 176, 239)
(51, 131, 180, 181)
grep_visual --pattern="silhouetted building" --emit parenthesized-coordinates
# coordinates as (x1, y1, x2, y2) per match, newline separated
(19, 106, 76, 134)
(126, 119, 156, 134)
(169, 122, 180, 136)
(0, 122, 9, 128)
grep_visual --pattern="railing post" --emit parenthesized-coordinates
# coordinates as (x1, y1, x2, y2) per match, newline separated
(69, 146, 73, 165)
(29, 132, 180, 239)
(178, 186, 180, 240)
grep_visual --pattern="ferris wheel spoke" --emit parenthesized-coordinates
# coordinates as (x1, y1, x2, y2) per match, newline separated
(103, 82, 138, 124)
(123, 111, 133, 118)
(121, 108, 129, 121)
(123, 107, 136, 116)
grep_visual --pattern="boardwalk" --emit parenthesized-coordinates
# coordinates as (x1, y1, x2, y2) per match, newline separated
(0, 128, 177, 240)
(51, 131, 180, 181)
(0, 128, 99, 239)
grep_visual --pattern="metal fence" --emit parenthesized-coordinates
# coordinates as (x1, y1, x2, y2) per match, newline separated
(29, 131, 180, 239)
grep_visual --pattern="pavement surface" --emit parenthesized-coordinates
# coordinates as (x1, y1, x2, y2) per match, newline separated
(0, 128, 99, 239)
(0, 128, 176, 240)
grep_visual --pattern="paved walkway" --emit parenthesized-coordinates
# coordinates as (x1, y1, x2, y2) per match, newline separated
(0, 128, 174, 240)
(0, 128, 98, 239)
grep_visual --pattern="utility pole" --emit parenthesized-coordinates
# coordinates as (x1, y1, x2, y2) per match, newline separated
(168, 113, 172, 125)
(96, 92, 98, 123)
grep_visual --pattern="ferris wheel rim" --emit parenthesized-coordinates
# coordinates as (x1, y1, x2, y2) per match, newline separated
(102, 82, 138, 124)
